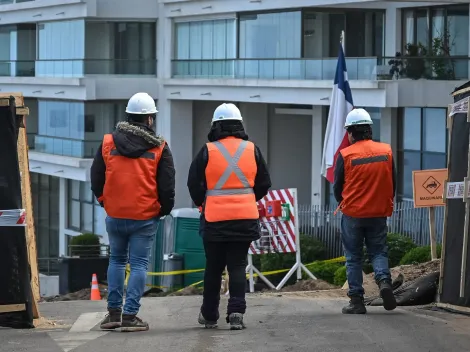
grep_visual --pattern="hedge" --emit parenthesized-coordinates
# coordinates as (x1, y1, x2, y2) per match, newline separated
(399, 244, 442, 265)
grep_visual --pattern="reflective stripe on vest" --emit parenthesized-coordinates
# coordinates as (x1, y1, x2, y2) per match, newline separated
(205, 140, 254, 197)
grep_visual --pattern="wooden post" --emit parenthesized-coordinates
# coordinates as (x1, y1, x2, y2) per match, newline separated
(428, 206, 438, 260)
(0, 93, 40, 319)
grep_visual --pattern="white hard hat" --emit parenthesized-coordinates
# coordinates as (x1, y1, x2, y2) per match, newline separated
(344, 108, 373, 129)
(126, 92, 158, 114)
(212, 103, 243, 124)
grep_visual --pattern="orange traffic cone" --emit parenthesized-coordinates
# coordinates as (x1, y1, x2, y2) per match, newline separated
(90, 273, 101, 301)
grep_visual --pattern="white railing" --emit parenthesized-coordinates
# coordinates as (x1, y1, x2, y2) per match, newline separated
(298, 201, 445, 259)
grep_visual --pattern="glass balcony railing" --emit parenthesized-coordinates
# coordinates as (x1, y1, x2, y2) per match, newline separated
(172, 57, 470, 81)
(0, 59, 157, 77)
(35, 136, 101, 158)
(0, 0, 34, 4)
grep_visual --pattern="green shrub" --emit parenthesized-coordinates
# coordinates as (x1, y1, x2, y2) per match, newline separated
(385, 233, 417, 267)
(334, 265, 347, 286)
(308, 262, 342, 285)
(70, 233, 101, 257)
(399, 244, 442, 265)
(260, 235, 327, 285)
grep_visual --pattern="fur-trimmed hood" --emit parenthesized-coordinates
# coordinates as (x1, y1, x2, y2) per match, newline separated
(112, 121, 165, 159)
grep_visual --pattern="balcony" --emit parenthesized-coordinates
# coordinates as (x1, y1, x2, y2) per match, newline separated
(0, 0, 34, 3)
(0, 59, 157, 78)
(35, 136, 101, 158)
(172, 57, 470, 81)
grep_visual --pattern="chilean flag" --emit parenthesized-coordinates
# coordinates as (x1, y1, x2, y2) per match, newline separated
(321, 44, 354, 183)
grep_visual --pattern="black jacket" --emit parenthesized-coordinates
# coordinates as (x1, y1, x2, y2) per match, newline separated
(187, 123, 271, 242)
(90, 121, 176, 217)
(333, 150, 397, 204)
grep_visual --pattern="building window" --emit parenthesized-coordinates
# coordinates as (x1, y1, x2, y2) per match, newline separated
(174, 19, 236, 60)
(31, 173, 60, 274)
(37, 20, 85, 77)
(35, 100, 127, 158)
(88, 22, 157, 75)
(402, 5, 469, 79)
(67, 180, 103, 235)
(239, 11, 302, 59)
(397, 107, 447, 200)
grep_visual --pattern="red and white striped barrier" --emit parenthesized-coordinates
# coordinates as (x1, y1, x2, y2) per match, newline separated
(0, 209, 26, 226)
(245, 188, 316, 293)
(249, 188, 297, 255)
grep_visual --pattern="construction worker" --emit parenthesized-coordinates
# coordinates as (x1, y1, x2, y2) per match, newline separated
(333, 108, 397, 314)
(187, 103, 271, 330)
(90, 92, 175, 331)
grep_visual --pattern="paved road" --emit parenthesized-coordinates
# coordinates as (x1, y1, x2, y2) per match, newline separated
(1, 295, 470, 352)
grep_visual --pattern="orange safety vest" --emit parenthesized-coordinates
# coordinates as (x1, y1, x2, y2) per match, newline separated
(339, 140, 394, 218)
(101, 134, 165, 220)
(204, 137, 259, 222)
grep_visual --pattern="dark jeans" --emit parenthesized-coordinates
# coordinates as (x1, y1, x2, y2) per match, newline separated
(201, 240, 251, 322)
(341, 215, 391, 297)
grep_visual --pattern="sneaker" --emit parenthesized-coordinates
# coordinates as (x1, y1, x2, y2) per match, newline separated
(379, 280, 397, 311)
(100, 308, 122, 330)
(121, 314, 149, 332)
(228, 313, 246, 330)
(342, 296, 367, 314)
(198, 312, 218, 329)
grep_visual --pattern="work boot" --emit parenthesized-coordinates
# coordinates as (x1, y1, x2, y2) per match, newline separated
(198, 311, 218, 329)
(379, 280, 397, 311)
(121, 314, 149, 332)
(342, 296, 367, 314)
(100, 308, 122, 330)
(228, 313, 246, 330)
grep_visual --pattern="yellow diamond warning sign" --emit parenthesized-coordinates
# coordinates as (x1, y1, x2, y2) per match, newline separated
(422, 176, 441, 195)
(412, 169, 448, 208)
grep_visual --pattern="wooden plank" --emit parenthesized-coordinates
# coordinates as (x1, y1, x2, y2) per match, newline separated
(0, 304, 26, 314)
(17, 127, 40, 319)
(436, 302, 470, 314)
(0, 94, 29, 115)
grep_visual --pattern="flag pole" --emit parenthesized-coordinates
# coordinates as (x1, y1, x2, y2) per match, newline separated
(340, 30, 345, 54)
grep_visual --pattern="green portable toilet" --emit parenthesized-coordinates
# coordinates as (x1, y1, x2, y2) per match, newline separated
(170, 208, 205, 287)
(147, 216, 167, 290)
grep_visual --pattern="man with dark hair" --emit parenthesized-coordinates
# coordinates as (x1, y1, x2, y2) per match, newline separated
(187, 103, 271, 330)
(91, 92, 175, 331)
(333, 108, 397, 314)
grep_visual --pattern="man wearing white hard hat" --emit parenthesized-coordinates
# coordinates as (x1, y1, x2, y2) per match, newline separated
(91, 92, 175, 331)
(187, 103, 271, 330)
(333, 108, 397, 314)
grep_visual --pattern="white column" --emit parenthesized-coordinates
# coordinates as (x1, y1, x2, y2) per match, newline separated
(158, 99, 194, 209)
(59, 177, 67, 257)
(239, 102, 269, 160)
(10, 29, 17, 77)
(311, 106, 325, 206)
(384, 7, 401, 57)
(380, 108, 398, 160)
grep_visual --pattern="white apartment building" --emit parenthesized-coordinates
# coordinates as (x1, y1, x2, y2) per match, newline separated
(0, 0, 468, 273)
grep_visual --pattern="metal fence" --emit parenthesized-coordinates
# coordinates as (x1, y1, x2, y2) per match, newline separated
(298, 201, 445, 259)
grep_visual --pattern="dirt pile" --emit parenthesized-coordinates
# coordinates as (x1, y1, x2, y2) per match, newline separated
(363, 260, 440, 297)
(281, 279, 338, 292)
(168, 286, 203, 296)
(42, 284, 108, 302)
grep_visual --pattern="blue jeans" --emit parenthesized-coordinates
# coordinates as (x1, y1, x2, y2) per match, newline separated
(341, 214, 391, 297)
(106, 216, 159, 315)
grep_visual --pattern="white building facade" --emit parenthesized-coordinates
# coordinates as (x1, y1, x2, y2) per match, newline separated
(0, 0, 468, 272)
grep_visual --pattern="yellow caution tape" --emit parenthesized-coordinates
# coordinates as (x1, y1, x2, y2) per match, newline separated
(124, 256, 347, 285)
